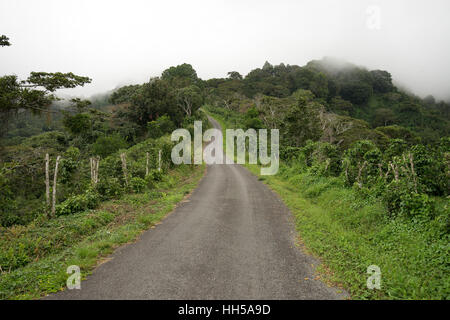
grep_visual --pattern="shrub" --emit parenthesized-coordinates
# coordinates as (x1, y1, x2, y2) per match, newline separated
(308, 142, 341, 176)
(342, 140, 381, 186)
(130, 177, 146, 193)
(55, 189, 99, 216)
(382, 180, 435, 219)
(147, 115, 175, 139)
(62, 113, 91, 135)
(279, 146, 302, 162)
(91, 135, 128, 158)
(147, 169, 164, 182)
(96, 177, 123, 200)
(0, 168, 17, 227)
(59, 146, 80, 184)
(399, 193, 435, 219)
(382, 180, 410, 217)
(0, 243, 31, 271)
(143, 169, 164, 189)
(410, 144, 448, 196)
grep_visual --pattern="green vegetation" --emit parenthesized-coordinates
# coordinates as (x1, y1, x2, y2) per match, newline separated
(1, 57, 209, 227)
(248, 163, 449, 299)
(207, 101, 449, 299)
(0, 40, 209, 300)
(1, 32, 448, 300)
(0, 164, 204, 299)
(204, 58, 449, 145)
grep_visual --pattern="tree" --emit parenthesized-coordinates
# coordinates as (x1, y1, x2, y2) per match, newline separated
(161, 63, 200, 88)
(423, 95, 436, 106)
(309, 72, 329, 99)
(291, 67, 315, 91)
(110, 84, 141, 105)
(227, 71, 243, 80)
(283, 89, 323, 146)
(0, 35, 11, 47)
(91, 135, 128, 158)
(262, 61, 274, 74)
(124, 78, 182, 128)
(175, 85, 203, 117)
(0, 37, 92, 139)
(373, 108, 396, 127)
(62, 113, 91, 136)
(370, 70, 394, 93)
(375, 125, 420, 145)
(340, 81, 373, 105)
(70, 98, 92, 113)
(329, 96, 353, 115)
(256, 95, 288, 129)
(147, 115, 175, 139)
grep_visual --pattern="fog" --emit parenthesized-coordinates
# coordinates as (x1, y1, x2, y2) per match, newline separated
(1, 0, 449, 100)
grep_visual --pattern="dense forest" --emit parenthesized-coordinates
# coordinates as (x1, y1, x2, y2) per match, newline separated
(203, 57, 449, 201)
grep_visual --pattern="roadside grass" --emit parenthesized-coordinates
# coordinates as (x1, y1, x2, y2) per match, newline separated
(205, 108, 450, 300)
(247, 164, 449, 299)
(0, 164, 205, 300)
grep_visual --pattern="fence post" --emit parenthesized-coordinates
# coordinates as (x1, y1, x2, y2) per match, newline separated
(90, 157, 100, 185)
(158, 150, 162, 172)
(146, 152, 149, 176)
(51, 155, 61, 217)
(95, 157, 100, 184)
(120, 153, 128, 186)
(45, 153, 50, 209)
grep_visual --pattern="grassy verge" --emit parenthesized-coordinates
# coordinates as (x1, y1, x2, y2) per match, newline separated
(0, 164, 205, 300)
(205, 108, 449, 300)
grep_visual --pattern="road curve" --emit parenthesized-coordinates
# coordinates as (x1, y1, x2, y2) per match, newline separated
(47, 117, 347, 300)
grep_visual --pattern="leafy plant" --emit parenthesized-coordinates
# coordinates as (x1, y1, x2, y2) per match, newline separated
(55, 189, 99, 216)
(130, 177, 146, 193)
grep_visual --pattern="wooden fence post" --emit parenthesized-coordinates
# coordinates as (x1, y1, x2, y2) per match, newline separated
(45, 153, 50, 208)
(120, 153, 128, 186)
(90, 157, 100, 185)
(51, 155, 61, 217)
(158, 150, 162, 172)
(146, 152, 149, 176)
(95, 157, 99, 184)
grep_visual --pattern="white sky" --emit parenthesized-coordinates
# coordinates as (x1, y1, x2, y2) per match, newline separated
(1, 0, 449, 100)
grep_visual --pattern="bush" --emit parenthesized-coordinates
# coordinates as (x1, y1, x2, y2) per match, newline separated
(410, 144, 448, 196)
(55, 189, 99, 216)
(382, 180, 435, 219)
(147, 115, 175, 139)
(0, 168, 17, 227)
(0, 243, 31, 271)
(62, 113, 91, 135)
(399, 193, 435, 219)
(308, 142, 341, 176)
(279, 146, 303, 162)
(59, 146, 80, 184)
(96, 177, 123, 200)
(342, 140, 381, 186)
(91, 135, 128, 158)
(147, 169, 164, 182)
(130, 177, 146, 193)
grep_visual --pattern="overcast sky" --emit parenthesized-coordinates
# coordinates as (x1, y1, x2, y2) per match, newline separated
(1, 0, 449, 100)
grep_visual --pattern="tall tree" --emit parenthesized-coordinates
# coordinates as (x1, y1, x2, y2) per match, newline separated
(161, 63, 200, 88)
(0, 35, 11, 47)
(0, 36, 92, 139)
